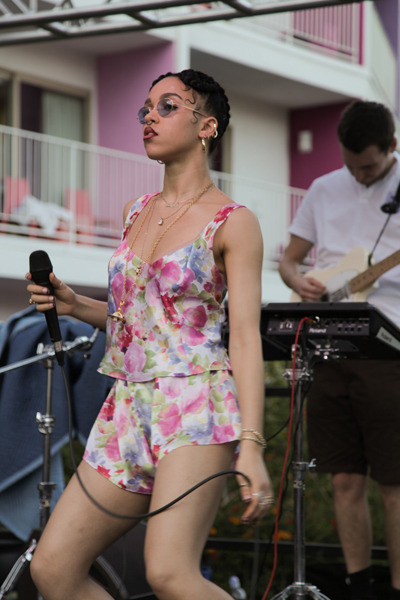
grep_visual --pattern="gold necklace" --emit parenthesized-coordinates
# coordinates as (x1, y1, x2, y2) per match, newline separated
(157, 203, 185, 226)
(108, 194, 158, 322)
(109, 181, 214, 323)
(160, 194, 185, 208)
(161, 196, 180, 208)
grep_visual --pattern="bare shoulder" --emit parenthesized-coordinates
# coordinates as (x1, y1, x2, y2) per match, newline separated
(123, 197, 137, 221)
(213, 199, 262, 264)
(207, 188, 260, 229)
(122, 192, 153, 222)
(221, 202, 262, 240)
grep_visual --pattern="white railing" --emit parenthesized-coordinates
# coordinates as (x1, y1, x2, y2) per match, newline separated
(232, 4, 361, 63)
(0, 124, 306, 269)
(0, 124, 164, 246)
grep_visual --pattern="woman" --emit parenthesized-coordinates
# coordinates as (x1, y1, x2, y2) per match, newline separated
(27, 69, 273, 600)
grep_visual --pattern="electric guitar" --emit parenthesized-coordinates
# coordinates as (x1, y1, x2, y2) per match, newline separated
(290, 246, 400, 302)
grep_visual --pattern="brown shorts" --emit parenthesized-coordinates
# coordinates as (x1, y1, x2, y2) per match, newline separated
(306, 359, 400, 485)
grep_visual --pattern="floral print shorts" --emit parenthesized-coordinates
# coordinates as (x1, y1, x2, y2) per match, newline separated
(83, 370, 241, 493)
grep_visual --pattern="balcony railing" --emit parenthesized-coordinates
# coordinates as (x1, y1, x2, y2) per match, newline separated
(0, 124, 306, 270)
(255, 4, 361, 63)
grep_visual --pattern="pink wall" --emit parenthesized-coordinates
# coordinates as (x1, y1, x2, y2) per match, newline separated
(97, 42, 175, 156)
(289, 102, 349, 190)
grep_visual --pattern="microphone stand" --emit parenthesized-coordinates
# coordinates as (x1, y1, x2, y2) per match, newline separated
(0, 331, 111, 600)
(270, 343, 335, 600)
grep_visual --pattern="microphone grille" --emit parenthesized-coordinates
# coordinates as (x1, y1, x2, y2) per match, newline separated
(29, 250, 53, 271)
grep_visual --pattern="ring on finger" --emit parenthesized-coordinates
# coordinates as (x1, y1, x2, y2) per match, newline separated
(252, 492, 274, 504)
(252, 491, 263, 501)
(259, 495, 274, 506)
(29, 298, 35, 305)
(239, 483, 249, 488)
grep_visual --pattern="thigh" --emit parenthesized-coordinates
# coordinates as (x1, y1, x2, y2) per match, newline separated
(35, 461, 151, 574)
(144, 443, 236, 567)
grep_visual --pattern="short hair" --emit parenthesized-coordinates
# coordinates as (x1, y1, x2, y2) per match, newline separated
(337, 100, 395, 154)
(151, 69, 230, 154)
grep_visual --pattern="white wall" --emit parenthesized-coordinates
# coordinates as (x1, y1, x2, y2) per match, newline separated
(363, 2, 397, 110)
(229, 94, 289, 185)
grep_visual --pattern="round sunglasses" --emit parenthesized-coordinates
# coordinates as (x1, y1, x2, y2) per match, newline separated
(137, 98, 208, 124)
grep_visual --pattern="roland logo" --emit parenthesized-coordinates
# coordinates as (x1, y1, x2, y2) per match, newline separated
(309, 327, 327, 334)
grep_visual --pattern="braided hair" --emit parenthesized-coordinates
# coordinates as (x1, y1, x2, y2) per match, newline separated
(151, 69, 230, 154)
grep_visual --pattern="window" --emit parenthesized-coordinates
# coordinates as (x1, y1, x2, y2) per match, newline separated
(20, 83, 85, 142)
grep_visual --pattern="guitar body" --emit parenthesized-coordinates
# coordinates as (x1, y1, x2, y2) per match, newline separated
(290, 247, 378, 302)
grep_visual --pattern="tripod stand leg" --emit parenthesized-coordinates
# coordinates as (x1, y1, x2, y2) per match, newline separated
(0, 538, 129, 600)
(0, 540, 37, 599)
(270, 582, 332, 599)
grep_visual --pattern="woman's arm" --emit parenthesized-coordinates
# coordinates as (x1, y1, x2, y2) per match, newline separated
(218, 207, 273, 523)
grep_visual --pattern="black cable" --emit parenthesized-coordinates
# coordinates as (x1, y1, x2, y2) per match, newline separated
(368, 212, 392, 266)
(61, 367, 251, 520)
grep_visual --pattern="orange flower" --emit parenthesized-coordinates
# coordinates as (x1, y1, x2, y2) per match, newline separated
(276, 530, 293, 541)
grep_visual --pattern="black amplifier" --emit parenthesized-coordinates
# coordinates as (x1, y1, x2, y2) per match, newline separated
(261, 302, 400, 361)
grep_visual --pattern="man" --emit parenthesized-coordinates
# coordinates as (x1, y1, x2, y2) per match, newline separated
(279, 100, 400, 600)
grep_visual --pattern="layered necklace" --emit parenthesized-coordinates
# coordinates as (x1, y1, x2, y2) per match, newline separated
(109, 180, 214, 323)
(156, 189, 205, 226)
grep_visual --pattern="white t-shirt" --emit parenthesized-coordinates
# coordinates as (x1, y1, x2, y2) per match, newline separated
(289, 153, 400, 327)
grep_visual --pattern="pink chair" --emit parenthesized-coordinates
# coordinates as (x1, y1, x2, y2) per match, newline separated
(3, 177, 31, 215)
(2, 176, 40, 236)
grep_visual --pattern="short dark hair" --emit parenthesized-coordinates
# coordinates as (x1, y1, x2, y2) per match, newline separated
(337, 100, 395, 154)
(151, 68, 230, 154)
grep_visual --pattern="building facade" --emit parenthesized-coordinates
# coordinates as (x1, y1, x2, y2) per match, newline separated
(0, 0, 398, 321)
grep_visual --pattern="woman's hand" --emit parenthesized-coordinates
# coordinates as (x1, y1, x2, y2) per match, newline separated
(236, 445, 274, 524)
(26, 271, 76, 317)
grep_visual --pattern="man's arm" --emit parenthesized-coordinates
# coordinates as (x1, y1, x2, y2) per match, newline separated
(279, 234, 326, 302)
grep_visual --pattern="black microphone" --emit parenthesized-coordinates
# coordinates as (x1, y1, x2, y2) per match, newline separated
(29, 250, 64, 366)
(381, 181, 400, 214)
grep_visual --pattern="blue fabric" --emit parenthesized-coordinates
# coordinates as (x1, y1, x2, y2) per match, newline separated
(0, 454, 64, 541)
(0, 307, 113, 540)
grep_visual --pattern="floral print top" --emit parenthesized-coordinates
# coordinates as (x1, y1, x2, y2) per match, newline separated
(98, 194, 244, 382)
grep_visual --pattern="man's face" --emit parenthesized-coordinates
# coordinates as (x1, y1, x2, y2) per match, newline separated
(341, 143, 396, 187)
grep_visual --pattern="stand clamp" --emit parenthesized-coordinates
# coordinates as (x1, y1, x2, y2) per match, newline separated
(36, 412, 55, 435)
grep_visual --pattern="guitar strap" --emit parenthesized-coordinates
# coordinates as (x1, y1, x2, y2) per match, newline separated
(368, 178, 400, 265)
(381, 177, 400, 214)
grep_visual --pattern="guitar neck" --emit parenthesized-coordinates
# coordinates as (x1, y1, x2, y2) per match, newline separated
(349, 249, 400, 293)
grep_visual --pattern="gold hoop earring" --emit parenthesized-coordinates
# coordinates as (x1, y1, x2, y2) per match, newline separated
(212, 129, 218, 139)
(201, 137, 207, 153)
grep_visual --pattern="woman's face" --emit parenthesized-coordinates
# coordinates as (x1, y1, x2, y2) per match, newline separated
(139, 76, 207, 163)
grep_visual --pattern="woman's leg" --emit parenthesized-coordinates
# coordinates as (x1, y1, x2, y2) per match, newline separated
(31, 460, 151, 600)
(144, 442, 237, 600)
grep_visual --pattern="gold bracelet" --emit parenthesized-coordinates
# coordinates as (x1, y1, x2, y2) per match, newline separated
(241, 428, 266, 445)
(239, 432, 267, 449)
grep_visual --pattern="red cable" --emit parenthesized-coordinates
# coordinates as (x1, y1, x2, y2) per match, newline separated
(261, 316, 310, 600)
